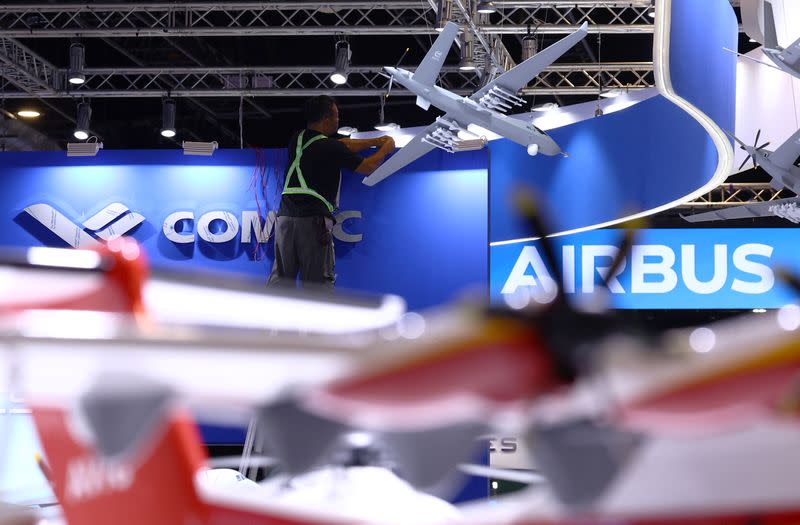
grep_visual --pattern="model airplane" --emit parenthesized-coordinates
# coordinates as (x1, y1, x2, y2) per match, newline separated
(361, 21, 589, 186)
(5, 236, 800, 525)
(759, 0, 800, 79)
(682, 127, 800, 222)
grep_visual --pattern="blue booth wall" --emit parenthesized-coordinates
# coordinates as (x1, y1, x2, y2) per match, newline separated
(489, 0, 738, 244)
(0, 147, 488, 312)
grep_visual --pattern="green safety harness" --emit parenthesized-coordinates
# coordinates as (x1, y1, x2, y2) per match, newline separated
(282, 130, 336, 213)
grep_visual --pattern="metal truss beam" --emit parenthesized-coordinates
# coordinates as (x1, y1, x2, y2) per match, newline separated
(0, 3, 654, 37)
(0, 63, 653, 98)
(678, 184, 795, 209)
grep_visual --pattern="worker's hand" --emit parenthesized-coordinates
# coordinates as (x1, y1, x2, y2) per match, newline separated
(374, 136, 394, 147)
(382, 136, 396, 149)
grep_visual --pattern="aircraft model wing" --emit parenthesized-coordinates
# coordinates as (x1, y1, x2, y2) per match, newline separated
(470, 22, 589, 103)
(361, 123, 437, 186)
(769, 127, 800, 168)
(681, 196, 800, 222)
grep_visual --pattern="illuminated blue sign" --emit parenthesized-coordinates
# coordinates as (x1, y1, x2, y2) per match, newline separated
(491, 229, 800, 309)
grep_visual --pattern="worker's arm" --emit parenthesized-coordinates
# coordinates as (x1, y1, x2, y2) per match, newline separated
(355, 137, 396, 175)
(339, 136, 392, 153)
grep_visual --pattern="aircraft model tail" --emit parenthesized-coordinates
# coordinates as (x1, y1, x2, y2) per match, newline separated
(412, 21, 460, 86)
(31, 403, 208, 525)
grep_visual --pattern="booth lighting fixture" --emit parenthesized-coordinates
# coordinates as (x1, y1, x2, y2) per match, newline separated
(67, 141, 103, 157)
(753, 308, 767, 313)
(17, 110, 41, 118)
(749, 37, 758, 43)
(477, 1, 497, 14)
(182, 140, 218, 156)
(458, 33, 476, 71)
(599, 88, 623, 99)
(330, 40, 351, 85)
(73, 102, 91, 140)
(532, 102, 559, 112)
(647, 0, 656, 18)
(161, 98, 177, 138)
(68, 43, 86, 85)
(337, 126, 358, 136)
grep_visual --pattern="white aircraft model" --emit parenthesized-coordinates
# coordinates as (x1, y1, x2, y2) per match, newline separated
(362, 21, 589, 187)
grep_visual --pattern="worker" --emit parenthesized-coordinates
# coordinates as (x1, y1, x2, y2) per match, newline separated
(268, 95, 395, 288)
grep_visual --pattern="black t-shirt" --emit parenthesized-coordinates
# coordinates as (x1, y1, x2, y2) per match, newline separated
(277, 129, 364, 219)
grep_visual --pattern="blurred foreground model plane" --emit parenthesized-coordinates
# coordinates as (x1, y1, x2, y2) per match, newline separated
(362, 21, 589, 186)
(683, 126, 800, 222)
(4, 238, 800, 524)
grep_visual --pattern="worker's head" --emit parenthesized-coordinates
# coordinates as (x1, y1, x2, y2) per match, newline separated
(305, 95, 339, 136)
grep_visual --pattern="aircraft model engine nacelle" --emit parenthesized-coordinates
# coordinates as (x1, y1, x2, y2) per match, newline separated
(527, 144, 540, 156)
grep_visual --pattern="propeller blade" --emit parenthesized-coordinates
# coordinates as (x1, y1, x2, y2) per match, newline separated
(755, 129, 762, 147)
(752, 157, 758, 170)
(723, 129, 749, 149)
(738, 157, 750, 171)
(775, 266, 800, 296)
(757, 142, 771, 150)
(394, 47, 411, 68)
(385, 75, 394, 100)
(513, 191, 564, 297)
(601, 221, 642, 290)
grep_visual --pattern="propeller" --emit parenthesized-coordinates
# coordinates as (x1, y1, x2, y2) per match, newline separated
(384, 47, 410, 100)
(734, 129, 771, 171)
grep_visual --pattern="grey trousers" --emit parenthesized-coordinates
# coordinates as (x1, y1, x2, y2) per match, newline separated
(268, 215, 335, 288)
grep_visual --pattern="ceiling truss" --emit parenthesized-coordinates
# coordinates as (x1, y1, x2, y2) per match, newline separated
(0, 2, 654, 38)
(0, 63, 654, 98)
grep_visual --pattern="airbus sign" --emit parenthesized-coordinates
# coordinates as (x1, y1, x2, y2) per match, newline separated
(491, 229, 800, 309)
(23, 202, 363, 248)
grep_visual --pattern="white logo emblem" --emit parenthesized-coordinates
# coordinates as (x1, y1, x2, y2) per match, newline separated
(23, 203, 145, 248)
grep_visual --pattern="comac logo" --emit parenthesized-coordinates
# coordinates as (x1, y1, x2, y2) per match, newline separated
(23, 203, 363, 247)
(23, 203, 145, 248)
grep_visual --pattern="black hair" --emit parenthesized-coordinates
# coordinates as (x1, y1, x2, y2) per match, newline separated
(304, 95, 337, 124)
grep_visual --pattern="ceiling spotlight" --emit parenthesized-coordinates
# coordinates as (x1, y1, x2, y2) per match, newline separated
(522, 35, 538, 61)
(17, 110, 41, 118)
(68, 43, 86, 85)
(532, 102, 559, 112)
(458, 33, 476, 71)
(477, 1, 497, 14)
(337, 126, 357, 136)
(331, 40, 351, 85)
(67, 141, 103, 157)
(183, 140, 218, 156)
(73, 102, 91, 140)
(599, 87, 623, 98)
(161, 98, 177, 138)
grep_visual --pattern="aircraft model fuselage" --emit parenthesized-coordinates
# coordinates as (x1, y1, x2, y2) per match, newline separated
(384, 67, 561, 156)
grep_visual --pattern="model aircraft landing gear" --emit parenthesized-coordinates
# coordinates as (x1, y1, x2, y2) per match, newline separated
(527, 144, 540, 156)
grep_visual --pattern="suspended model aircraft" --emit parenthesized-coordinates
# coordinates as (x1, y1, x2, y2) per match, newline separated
(682, 127, 800, 222)
(759, 0, 800, 79)
(361, 21, 589, 186)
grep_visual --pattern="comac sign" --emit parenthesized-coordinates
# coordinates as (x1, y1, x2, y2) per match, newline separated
(22, 202, 364, 248)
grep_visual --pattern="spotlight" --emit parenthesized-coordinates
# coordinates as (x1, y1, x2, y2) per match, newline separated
(73, 102, 91, 140)
(458, 34, 476, 71)
(647, 0, 656, 18)
(68, 43, 86, 85)
(17, 110, 41, 118)
(182, 141, 218, 156)
(337, 126, 357, 136)
(477, 1, 497, 14)
(161, 98, 176, 138)
(67, 141, 103, 157)
(331, 40, 351, 85)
